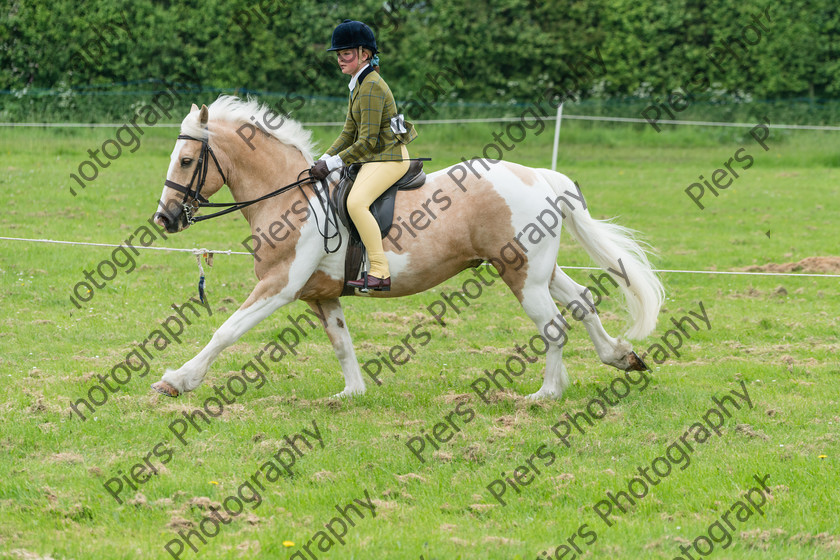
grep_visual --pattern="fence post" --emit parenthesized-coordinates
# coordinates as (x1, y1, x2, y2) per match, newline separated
(551, 102, 563, 171)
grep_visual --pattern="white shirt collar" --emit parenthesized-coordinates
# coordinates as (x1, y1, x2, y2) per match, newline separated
(348, 63, 371, 92)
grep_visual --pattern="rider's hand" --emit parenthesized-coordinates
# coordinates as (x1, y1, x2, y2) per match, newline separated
(310, 160, 329, 180)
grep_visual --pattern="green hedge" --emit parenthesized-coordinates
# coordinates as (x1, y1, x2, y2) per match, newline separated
(2, 0, 839, 121)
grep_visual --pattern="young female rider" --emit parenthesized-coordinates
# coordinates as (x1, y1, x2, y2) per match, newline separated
(309, 20, 417, 292)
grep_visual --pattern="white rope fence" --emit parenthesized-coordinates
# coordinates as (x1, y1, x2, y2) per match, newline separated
(559, 266, 840, 279)
(6, 112, 835, 175)
(2, 236, 838, 279)
(0, 236, 250, 256)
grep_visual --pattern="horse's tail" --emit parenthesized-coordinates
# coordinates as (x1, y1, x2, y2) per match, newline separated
(537, 169, 664, 339)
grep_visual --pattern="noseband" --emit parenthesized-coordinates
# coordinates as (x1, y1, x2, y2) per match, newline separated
(164, 134, 227, 225)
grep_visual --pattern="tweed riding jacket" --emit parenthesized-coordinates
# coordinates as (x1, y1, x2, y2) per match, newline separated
(326, 65, 418, 164)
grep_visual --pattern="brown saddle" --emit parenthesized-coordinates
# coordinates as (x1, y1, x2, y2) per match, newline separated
(330, 160, 426, 295)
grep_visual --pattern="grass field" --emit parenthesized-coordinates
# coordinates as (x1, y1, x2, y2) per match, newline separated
(1, 112, 838, 560)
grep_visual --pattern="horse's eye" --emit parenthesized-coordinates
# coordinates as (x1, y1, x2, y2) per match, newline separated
(181, 158, 193, 167)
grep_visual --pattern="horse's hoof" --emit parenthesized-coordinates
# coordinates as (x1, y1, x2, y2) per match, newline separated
(151, 381, 180, 397)
(331, 387, 365, 398)
(625, 351, 649, 372)
(526, 389, 562, 400)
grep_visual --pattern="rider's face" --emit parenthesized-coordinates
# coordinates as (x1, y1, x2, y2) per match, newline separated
(337, 48, 368, 76)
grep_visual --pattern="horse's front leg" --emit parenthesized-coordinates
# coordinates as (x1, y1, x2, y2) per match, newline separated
(152, 279, 301, 397)
(304, 299, 366, 398)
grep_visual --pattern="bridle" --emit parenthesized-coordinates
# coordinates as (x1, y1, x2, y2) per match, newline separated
(163, 134, 228, 225)
(162, 133, 341, 252)
(163, 134, 316, 226)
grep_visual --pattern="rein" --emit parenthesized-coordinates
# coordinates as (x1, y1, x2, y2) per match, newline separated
(166, 134, 340, 252)
(165, 133, 429, 255)
(194, 172, 316, 223)
(167, 134, 317, 225)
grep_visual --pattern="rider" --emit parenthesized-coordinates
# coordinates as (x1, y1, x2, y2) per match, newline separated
(309, 19, 417, 292)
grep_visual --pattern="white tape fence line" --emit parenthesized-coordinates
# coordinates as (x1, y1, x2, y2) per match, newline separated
(1, 236, 838, 279)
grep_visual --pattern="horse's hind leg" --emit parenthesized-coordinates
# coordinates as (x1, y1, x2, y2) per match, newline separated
(549, 265, 647, 371)
(512, 281, 572, 399)
(304, 299, 366, 397)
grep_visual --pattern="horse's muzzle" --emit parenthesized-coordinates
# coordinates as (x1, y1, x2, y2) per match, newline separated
(153, 206, 186, 233)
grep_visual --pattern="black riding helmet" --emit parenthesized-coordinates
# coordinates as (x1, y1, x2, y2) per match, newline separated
(327, 19, 378, 54)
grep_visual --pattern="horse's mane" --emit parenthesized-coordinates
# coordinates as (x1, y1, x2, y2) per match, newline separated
(180, 95, 316, 164)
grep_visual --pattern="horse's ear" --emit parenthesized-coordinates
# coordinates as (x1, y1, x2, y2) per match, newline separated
(199, 105, 209, 127)
(191, 103, 199, 112)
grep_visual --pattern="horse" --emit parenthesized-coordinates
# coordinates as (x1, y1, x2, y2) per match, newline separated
(150, 96, 664, 401)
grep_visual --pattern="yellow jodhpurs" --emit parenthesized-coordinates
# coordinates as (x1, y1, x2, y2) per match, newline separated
(346, 144, 410, 279)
